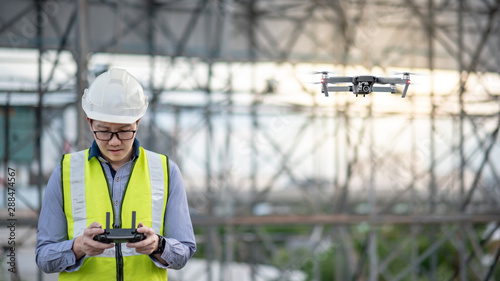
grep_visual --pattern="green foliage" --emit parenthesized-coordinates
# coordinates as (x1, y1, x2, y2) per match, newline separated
(195, 224, 500, 280)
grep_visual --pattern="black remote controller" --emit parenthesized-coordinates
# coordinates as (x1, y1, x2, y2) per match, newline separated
(93, 211, 146, 244)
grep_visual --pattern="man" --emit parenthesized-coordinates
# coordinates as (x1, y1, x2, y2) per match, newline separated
(36, 68, 196, 280)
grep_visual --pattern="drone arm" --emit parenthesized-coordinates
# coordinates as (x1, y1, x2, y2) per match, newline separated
(328, 86, 353, 92)
(326, 77, 353, 83)
(376, 77, 404, 84)
(371, 86, 394, 93)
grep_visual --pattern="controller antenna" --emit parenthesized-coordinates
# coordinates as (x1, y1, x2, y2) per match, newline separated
(131, 211, 136, 229)
(106, 212, 111, 229)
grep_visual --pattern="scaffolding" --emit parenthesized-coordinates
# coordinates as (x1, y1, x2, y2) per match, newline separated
(0, 0, 499, 280)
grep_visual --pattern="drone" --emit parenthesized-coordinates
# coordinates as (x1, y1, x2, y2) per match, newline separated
(318, 72, 411, 98)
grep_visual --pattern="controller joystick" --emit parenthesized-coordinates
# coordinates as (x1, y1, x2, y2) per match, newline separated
(93, 211, 146, 244)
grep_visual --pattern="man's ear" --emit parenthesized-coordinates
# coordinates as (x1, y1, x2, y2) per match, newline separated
(86, 117, 93, 128)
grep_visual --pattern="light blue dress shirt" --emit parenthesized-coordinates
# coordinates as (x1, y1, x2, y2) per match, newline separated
(35, 139, 196, 273)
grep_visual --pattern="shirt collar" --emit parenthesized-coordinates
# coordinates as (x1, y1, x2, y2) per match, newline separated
(88, 138, 141, 162)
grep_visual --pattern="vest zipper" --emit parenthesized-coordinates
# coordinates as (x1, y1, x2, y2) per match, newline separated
(99, 163, 116, 224)
(100, 162, 122, 280)
(116, 157, 138, 281)
(119, 158, 138, 224)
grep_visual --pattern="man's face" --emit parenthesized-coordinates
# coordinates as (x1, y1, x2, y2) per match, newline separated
(88, 118, 138, 167)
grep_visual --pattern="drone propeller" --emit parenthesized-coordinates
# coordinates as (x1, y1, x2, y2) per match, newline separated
(391, 71, 426, 82)
(302, 70, 333, 74)
(390, 71, 419, 76)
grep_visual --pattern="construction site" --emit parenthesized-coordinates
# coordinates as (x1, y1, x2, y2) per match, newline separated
(0, 0, 499, 280)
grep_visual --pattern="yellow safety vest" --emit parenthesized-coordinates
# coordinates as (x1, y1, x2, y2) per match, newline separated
(59, 147, 169, 281)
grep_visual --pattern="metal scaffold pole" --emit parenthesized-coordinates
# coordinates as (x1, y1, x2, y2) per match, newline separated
(36, 1, 44, 279)
(76, 0, 89, 150)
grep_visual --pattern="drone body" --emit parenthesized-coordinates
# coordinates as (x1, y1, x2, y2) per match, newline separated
(320, 72, 411, 98)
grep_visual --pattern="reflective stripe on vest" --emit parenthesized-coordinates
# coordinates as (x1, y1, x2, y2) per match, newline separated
(59, 147, 169, 281)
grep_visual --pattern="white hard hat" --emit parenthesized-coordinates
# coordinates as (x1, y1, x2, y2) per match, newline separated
(82, 68, 148, 124)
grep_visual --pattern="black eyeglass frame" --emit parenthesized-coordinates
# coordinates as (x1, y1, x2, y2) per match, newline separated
(92, 130, 137, 141)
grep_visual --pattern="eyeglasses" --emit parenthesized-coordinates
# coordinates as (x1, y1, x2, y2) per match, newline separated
(93, 130, 136, 141)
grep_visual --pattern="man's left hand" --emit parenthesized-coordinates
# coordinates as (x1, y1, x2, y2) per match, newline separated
(126, 223, 158, 255)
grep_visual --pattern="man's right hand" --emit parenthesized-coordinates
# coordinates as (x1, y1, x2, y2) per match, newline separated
(72, 222, 114, 259)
